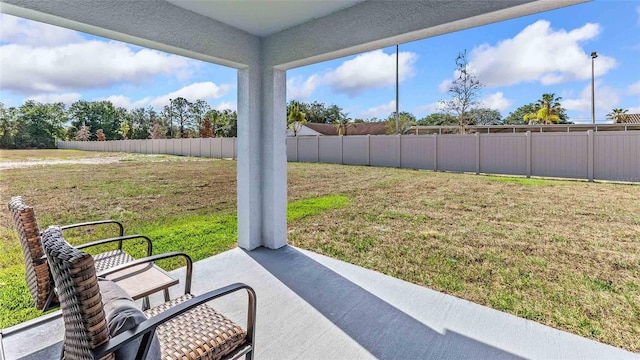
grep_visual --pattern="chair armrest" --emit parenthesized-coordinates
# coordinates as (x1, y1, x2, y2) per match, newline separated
(76, 234, 153, 257)
(97, 252, 192, 295)
(60, 219, 124, 237)
(92, 283, 257, 360)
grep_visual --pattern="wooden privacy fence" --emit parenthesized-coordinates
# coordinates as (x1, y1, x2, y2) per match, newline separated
(58, 130, 640, 182)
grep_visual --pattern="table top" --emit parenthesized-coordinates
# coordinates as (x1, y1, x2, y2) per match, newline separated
(104, 263, 178, 300)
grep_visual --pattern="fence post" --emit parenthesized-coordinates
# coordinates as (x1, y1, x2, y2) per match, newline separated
(295, 136, 299, 162)
(397, 134, 402, 168)
(475, 132, 480, 175)
(433, 133, 438, 171)
(317, 136, 321, 163)
(587, 130, 594, 182)
(526, 131, 531, 178)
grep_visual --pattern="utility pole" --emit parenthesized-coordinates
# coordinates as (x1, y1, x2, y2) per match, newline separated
(591, 52, 597, 125)
(395, 44, 399, 134)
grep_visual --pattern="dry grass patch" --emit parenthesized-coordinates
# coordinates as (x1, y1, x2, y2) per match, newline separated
(0, 150, 638, 351)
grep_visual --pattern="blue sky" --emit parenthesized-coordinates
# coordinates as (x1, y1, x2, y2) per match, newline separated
(1, 1, 639, 123)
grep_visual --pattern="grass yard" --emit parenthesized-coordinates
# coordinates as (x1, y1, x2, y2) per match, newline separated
(0, 150, 638, 351)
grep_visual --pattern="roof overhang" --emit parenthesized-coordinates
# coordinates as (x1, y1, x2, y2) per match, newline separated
(0, 0, 587, 69)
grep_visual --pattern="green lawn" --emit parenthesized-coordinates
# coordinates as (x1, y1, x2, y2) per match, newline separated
(0, 150, 638, 352)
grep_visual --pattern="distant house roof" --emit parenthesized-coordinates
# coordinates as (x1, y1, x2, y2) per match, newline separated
(303, 122, 387, 135)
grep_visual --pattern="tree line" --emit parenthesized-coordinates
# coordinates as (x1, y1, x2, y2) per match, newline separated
(0, 97, 238, 149)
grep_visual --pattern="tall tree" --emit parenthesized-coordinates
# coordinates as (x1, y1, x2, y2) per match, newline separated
(441, 50, 484, 133)
(170, 97, 192, 138)
(118, 120, 131, 139)
(75, 122, 91, 141)
(503, 103, 537, 125)
(0, 103, 18, 148)
(14, 101, 67, 148)
(148, 121, 165, 139)
(385, 111, 416, 134)
(468, 108, 502, 125)
(96, 129, 106, 141)
(417, 113, 457, 126)
(287, 101, 307, 136)
(189, 99, 210, 130)
(606, 108, 630, 123)
(524, 93, 565, 124)
(68, 100, 121, 140)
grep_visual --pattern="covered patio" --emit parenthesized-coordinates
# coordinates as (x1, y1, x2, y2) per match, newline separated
(2, 0, 636, 358)
(2, 246, 636, 359)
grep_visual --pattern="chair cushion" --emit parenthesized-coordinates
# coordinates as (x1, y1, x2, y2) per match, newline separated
(99, 278, 161, 359)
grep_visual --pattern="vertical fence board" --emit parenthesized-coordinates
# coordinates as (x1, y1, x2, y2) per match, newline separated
(221, 138, 235, 158)
(342, 136, 369, 165)
(370, 136, 399, 167)
(479, 134, 527, 176)
(437, 135, 476, 172)
(531, 133, 588, 179)
(400, 135, 435, 170)
(297, 137, 320, 162)
(594, 131, 640, 181)
(318, 137, 342, 164)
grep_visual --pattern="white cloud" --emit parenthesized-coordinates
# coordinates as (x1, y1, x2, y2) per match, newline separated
(563, 81, 621, 122)
(287, 74, 320, 100)
(325, 50, 417, 97)
(148, 82, 231, 108)
(287, 49, 418, 99)
(438, 79, 453, 93)
(360, 100, 396, 119)
(26, 92, 82, 105)
(214, 101, 237, 111)
(628, 105, 640, 113)
(0, 14, 84, 47)
(440, 20, 617, 88)
(628, 81, 640, 95)
(414, 101, 445, 115)
(95, 95, 134, 109)
(0, 15, 197, 95)
(480, 92, 512, 112)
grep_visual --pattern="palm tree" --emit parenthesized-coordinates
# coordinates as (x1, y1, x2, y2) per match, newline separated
(524, 93, 564, 124)
(287, 101, 307, 136)
(606, 108, 630, 123)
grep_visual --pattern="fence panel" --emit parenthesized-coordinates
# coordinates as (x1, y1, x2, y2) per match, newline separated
(437, 135, 476, 172)
(594, 131, 640, 181)
(297, 137, 319, 162)
(342, 136, 369, 165)
(286, 138, 297, 161)
(318, 137, 342, 164)
(531, 133, 588, 179)
(370, 135, 398, 167)
(401, 135, 435, 170)
(221, 138, 235, 158)
(57, 132, 640, 182)
(479, 134, 527, 176)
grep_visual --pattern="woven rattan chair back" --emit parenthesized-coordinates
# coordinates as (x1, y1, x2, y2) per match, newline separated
(41, 226, 113, 360)
(7, 196, 55, 310)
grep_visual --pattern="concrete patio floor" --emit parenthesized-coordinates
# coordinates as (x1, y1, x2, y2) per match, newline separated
(1, 246, 636, 359)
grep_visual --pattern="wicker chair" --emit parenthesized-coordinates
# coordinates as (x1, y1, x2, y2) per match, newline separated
(42, 226, 256, 360)
(8, 196, 153, 311)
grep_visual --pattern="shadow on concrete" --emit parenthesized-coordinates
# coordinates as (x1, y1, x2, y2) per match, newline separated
(247, 246, 523, 360)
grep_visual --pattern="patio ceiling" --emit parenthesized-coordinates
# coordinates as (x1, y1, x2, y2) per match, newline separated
(0, 0, 587, 250)
(166, 0, 365, 37)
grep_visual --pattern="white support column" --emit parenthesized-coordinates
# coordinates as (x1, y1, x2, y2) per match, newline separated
(237, 63, 288, 250)
(261, 67, 287, 249)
